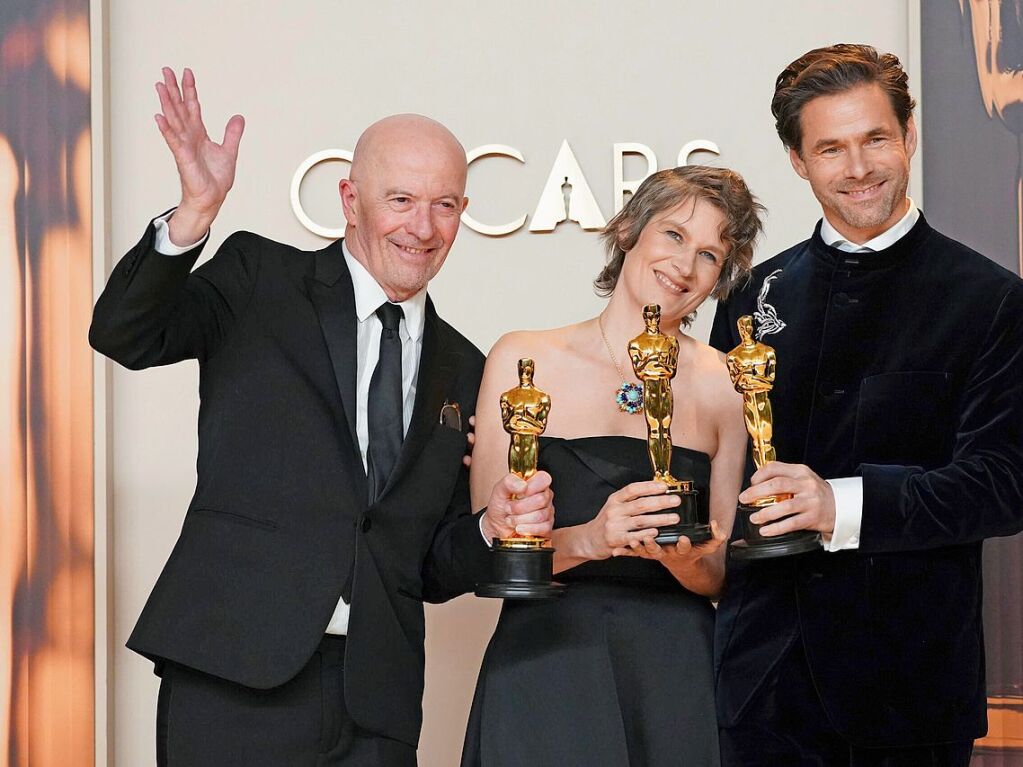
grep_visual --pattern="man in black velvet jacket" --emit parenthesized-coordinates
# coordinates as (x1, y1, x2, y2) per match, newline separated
(90, 69, 555, 766)
(711, 44, 1023, 765)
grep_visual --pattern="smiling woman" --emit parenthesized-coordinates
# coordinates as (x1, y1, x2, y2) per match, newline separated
(460, 165, 764, 766)
(0, 1, 94, 765)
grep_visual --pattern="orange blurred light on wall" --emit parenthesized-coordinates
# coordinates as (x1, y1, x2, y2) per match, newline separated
(1, 1, 94, 765)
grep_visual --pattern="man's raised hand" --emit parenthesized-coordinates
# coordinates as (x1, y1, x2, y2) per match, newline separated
(154, 67, 244, 246)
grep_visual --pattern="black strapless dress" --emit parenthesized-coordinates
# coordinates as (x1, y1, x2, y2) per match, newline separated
(461, 436, 719, 767)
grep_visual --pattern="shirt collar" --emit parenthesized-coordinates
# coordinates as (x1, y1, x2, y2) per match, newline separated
(820, 198, 920, 252)
(342, 240, 427, 341)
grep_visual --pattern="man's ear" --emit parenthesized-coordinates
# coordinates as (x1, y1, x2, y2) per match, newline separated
(904, 115, 918, 161)
(339, 179, 357, 224)
(788, 146, 809, 181)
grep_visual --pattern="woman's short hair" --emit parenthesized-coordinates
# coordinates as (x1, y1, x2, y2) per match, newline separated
(594, 165, 764, 302)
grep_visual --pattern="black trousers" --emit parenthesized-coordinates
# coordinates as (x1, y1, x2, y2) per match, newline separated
(155, 635, 417, 767)
(719, 640, 974, 767)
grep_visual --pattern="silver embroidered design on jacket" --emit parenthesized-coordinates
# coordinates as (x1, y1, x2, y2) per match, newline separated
(753, 269, 786, 339)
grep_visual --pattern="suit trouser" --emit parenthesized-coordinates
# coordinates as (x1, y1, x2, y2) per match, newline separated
(718, 640, 973, 767)
(155, 635, 417, 767)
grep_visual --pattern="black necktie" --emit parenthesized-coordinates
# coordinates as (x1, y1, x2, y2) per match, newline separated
(367, 302, 404, 503)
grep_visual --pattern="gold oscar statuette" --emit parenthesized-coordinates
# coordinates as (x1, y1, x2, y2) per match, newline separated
(627, 304, 710, 545)
(726, 315, 820, 559)
(726, 315, 787, 493)
(499, 357, 551, 548)
(475, 358, 564, 599)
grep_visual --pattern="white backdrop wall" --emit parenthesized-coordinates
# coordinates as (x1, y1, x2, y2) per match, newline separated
(105, 2, 912, 764)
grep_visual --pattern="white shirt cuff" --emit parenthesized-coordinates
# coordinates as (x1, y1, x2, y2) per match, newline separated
(823, 477, 862, 551)
(479, 511, 494, 547)
(153, 209, 209, 255)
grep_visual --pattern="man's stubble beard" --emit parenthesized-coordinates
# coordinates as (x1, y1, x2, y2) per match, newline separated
(830, 172, 909, 235)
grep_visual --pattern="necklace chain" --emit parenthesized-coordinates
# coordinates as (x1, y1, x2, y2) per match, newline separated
(598, 312, 629, 382)
(598, 313, 644, 414)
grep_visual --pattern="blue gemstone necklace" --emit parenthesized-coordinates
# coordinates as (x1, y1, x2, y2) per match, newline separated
(598, 313, 643, 414)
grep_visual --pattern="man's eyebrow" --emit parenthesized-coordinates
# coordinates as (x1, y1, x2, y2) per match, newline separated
(382, 189, 461, 201)
(812, 126, 893, 152)
(810, 137, 839, 152)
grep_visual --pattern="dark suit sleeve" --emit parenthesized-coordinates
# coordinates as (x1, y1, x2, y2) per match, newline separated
(421, 348, 491, 603)
(860, 282, 1023, 552)
(421, 463, 491, 603)
(89, 216, 260, 369)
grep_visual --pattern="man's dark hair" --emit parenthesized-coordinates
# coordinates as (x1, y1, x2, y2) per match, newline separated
(773, 43, 916, 153)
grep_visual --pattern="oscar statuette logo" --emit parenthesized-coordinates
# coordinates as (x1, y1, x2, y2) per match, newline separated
(475, 358, 565, 599)
(726, 315, 820, 559)
(963, 0, 1023, 276)
(959, 5, 1023, 746)
(627, 304, 710, 545)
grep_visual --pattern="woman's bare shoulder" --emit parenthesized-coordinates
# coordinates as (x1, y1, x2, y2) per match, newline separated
(488, 321, 591, 360)
(684, 338, 740, 404)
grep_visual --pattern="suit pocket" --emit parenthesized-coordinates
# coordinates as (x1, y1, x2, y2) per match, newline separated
(396, 586, 424, 601)
(191, 507, 279, 531)
(418, 424, 466, 499)
(434, 421, 467, 447)
(853, 371, 953, 468)
(867, 549, 983, 705)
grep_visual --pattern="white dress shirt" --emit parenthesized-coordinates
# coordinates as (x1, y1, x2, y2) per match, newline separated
(816, 199, 919, 551)
(154, 213, 427, 634)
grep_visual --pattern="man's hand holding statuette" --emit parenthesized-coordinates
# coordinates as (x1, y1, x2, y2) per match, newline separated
(740, 461, 836, 537)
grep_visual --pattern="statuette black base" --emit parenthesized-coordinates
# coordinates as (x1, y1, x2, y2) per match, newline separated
(647, 482, 711, 546)
(729, 501, 821, 560)
(475, 542, 565, 600)
(653, 523, 713, 546)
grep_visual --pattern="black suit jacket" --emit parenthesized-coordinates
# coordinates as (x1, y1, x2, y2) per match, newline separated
(710, 215, 1023, 747)
(90, 220, 490, 747)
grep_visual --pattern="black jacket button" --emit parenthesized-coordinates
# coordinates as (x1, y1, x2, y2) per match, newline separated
(361, 517, 372, 532)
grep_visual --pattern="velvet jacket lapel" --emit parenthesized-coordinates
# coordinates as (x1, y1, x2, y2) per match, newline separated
(306, 239, 369, 504)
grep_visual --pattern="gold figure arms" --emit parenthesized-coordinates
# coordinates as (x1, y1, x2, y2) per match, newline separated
(628, 304, 680, 380)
